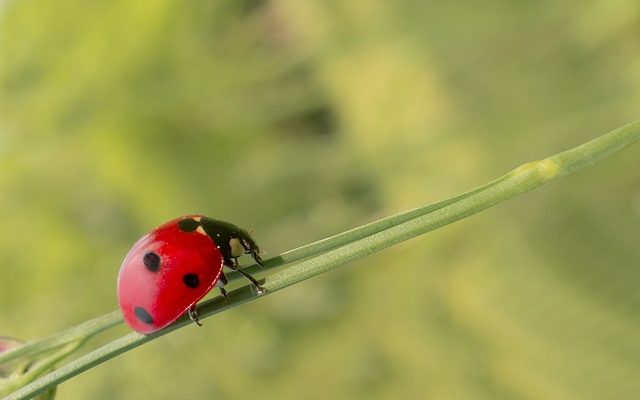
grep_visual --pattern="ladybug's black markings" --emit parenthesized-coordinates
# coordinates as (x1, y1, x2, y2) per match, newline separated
(118, 215, 268, 335)
(143, 252, 161, 272)
(177, 218, 200, 232)
(183, 273, 200, 288)
(134, 307, 154, 325)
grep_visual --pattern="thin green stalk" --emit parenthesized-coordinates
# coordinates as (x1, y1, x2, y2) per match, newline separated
(3, 119, 639, 400)
(0, 342, 81, 397)
(0, 160, 511, 367)
(227, 169, 512, 280)
(0, 313, 121, 367)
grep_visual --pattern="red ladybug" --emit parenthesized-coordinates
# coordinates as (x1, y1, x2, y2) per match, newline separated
(117, 215, 265, 335)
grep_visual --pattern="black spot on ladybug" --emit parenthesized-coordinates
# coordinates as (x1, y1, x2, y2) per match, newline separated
(143, 252, 161, 272)
(183, 273, 200, 288)
(134, 307, 154, 325)
(178, 218, 200, 232)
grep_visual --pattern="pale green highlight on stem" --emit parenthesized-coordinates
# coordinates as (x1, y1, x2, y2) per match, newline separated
(2, 119, 639, 400)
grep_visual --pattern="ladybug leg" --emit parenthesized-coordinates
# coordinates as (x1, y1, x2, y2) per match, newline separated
(217, 273, 229, 299)
(239, 238, 264, 269)
(231, 257, 265, 294)
(251, 251, 264, 269)
(188, 305, 203, 327)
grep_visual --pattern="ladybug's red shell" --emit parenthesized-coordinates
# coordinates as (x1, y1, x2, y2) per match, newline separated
(117, 215, 224, 335)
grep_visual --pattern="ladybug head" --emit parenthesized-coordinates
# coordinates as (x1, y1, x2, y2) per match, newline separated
(230, 231, 263, 266)
(197, 217, 264, 267)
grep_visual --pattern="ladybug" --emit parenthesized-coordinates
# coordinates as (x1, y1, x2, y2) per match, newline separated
(117, 215, 265, 335)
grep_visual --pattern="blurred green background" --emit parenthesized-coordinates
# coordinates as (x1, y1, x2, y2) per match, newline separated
(1, 1, 640, 399)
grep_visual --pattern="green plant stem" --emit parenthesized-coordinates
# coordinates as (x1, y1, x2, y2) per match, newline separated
(0, 179, 491, 366)
(0, 313, 121, 367)
(0, 341, 81, 397)
(0, 159, 510, 367)
(3, 119, 640, 400)
(228, 168, 513, 280)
